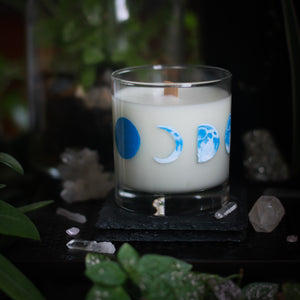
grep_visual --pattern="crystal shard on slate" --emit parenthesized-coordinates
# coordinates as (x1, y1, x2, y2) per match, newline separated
(67, 239, 116, 254)
(214, 201, 237, 219)
(56, 207, 87, 224)
(249, 195, 285, 232)
(66, 227, 80, 236)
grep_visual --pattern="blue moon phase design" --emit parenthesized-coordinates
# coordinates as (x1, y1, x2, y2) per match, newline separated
(115, 117, 140, 159)
(225, 115, 231, 154)
(153, 125, 183, 164)
(197, 124, 220, 163)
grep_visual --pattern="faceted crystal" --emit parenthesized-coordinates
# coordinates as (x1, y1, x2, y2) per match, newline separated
(214, 201, 237, 219)
(249, 196, 285, 232)
(66, 239, 116, 254)
(56, 207, 87, 224)
(66, 227, 80, 236)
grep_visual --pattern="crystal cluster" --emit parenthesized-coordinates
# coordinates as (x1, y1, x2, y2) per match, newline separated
(58, 148, 114, 202)
(249, 195, 285, 232)
(242, 129, 289, 182)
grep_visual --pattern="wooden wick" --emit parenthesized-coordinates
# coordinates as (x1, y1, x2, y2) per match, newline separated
(164, 81, 178, 97)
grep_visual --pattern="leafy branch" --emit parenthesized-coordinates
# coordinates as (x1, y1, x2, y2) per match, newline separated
(0, 153, 53, 300)
(31, 0, 199, 89)
(85, 243, 300, 300)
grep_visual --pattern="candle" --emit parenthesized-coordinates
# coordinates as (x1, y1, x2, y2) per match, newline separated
(113, 86, 231, 193)
(111, 65, 232, 214)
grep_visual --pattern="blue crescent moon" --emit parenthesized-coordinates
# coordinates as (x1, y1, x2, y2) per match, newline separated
(153, 125, 183, 164)
(197, 124, 220, 163)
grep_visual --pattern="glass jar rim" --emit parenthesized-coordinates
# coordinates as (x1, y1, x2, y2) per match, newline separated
(111, 64, 232, 87)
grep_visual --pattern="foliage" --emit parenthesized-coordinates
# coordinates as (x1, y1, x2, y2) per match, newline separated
(0, 153, 53, 300)
(0, 153, 24, 176)
(85, 243, 300, 300)
(0, 53, 28, 136)
(0, 253, 44, 300)
(32, 0, 199, 89)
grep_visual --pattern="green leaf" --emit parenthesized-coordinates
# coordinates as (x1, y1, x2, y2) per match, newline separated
(282, 282, 300, 300)
(0, 253, 45, 300)
(136, 254, 193, 300)
(241, 282, 279, 300)
(0, 200, 40, 240)
(82, 47, 105, 65)
(0, 184, 6, 189)
(0, 153, 23, 175)
(62, 20, 79, 43)
(85, 253, 112, 270)
(85, 261, 127, 286)
(117, 243, 140, 278)
(81, 0, 103, 26)
(17, 200, 54, 214)
(141, 277, 175, 300)
(184, 11, 198, 30)
(161, 271, 206, 300)
(80, 66, 96, 89)
(137, 254, 192, 279)
(86, 284, 131, 300)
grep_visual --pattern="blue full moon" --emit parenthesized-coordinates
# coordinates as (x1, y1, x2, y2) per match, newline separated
(115, 117, 140, 159)
(197, 124, 220, 162)
(225, 115, 231, 154)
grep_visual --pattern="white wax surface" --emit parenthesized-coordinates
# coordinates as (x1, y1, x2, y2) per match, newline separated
(113, 86, 231, 193)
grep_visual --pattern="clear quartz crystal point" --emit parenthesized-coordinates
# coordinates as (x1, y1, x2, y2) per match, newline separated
(66, 239, 116, 254)
(56, 207, 87, 223)
(248, 195, 285, 232)
(214, 201, 237, 219)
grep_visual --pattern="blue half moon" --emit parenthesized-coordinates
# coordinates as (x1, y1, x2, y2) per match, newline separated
(153, 125, 183, 164)
(225, 115, 231, 154)
(197, 124, 220, 162)
(115, 117, 140, 159)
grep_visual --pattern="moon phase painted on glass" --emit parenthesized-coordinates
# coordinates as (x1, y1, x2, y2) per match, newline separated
(115, 119, 230, 163)
(153, 125, 183, 164)
(115, 117, 140, 159)
(225, 114, 231, 154)
(197, 124, 220, 163)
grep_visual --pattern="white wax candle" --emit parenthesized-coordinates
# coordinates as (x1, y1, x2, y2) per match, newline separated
(113, 86, 231, 193)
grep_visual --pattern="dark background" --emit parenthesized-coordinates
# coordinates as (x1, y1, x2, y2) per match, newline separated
(195, 0, 295, 172)
(0, 0, 297, 175)
(0, 1, 299, 299)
